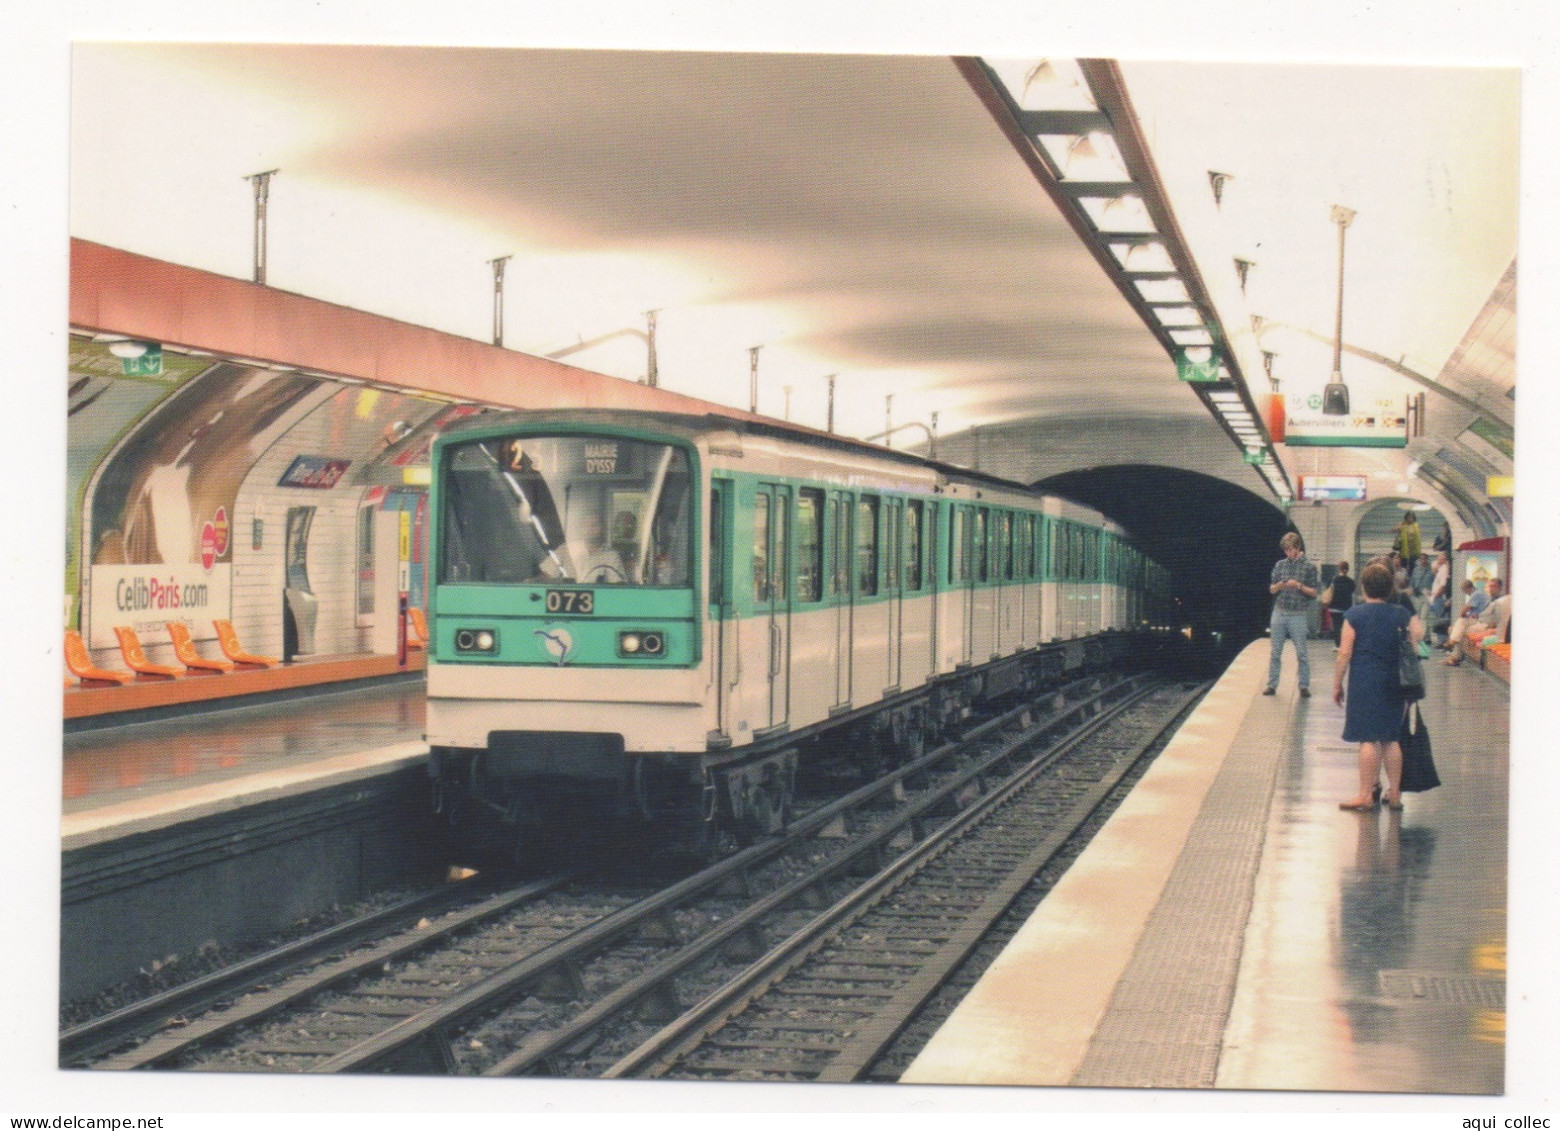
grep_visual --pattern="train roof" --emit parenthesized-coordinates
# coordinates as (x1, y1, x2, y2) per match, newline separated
(439, 406, 1128, 538)
(442, 406, 1040, 493)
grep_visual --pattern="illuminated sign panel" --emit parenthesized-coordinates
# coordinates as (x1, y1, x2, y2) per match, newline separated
(1283, 375, 1409, 448)
(1297, 474, 1367, 502)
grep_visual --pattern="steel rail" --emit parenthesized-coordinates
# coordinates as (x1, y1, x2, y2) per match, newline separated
(62, 880, 490, 1065)
(311, 674, 1143, 1074)
(84, 874, 568, 1070)
(486, 676, 1158, 1077)
(607, 680, 1199, 1081)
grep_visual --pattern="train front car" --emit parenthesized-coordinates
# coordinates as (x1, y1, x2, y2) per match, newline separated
(426, 413, 713, 855)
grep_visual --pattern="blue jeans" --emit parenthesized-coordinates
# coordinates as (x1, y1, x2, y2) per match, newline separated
(1268, 609, 1312, 690)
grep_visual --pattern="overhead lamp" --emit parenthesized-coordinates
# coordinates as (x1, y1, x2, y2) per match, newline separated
(1082, 194, 1156, 234)
(1206, 390, 1241, 403)
(106, 340, 149, 360)
(1113, 242, 1175, 273)
(1014, 58, 1095, 109)
(1135, 278, 1190, 304)
(1153, 307, 1203, 328)
(1040, 132, 1130, 182)
(1169, 328, 1213, 347)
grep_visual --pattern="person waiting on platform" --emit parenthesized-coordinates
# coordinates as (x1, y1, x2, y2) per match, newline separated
(1445, 577, 1508, 665)
(1410, 552, 1434, 625)
(1325, 561, 1356, 648)
(1334, 561, 1424, 811)
(1428, 552, 1452, 644)
(1265, 531, 1320, 697)
(1393, 509, 1422, 563)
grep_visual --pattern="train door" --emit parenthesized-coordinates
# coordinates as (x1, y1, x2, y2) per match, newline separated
(949, 505, 971, 667)
(708, 480, 733, 741)
(754, 484, 792, 731)
(828, 490, 853, 708)
(885, 497, 903, 692)
(969, 506, 990, 660)
(925, 500, 939, 676)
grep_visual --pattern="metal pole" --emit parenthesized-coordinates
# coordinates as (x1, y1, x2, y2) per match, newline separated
(489, 256, 511, 347)
(748, 346, 761, 414)
(930, 412, 939, 461)
(1330, 205, 1355, 378)
(884, 394, 893, 449)
(244, 170, 278, 285)
(645, 310, 659, 388)
(825, 374, 836, 433)
(972, 425, 981, 471)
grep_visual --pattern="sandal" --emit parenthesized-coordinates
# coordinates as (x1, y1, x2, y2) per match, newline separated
(1385, 797, 1404, 811)
(1339, 799, 1378, 811)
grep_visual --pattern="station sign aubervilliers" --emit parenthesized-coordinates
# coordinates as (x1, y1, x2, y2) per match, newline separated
(1282, 370, 1410, 448)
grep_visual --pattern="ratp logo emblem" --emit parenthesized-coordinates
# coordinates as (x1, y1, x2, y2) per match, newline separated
(534, 626, 574, 666)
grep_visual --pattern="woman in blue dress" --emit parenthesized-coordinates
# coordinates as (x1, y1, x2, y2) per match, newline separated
(1332, 562, 1423, 810)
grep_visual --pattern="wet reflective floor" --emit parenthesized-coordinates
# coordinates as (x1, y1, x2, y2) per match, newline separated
(62, 679, 426, 815)
(1217, 641, 1507, 1094)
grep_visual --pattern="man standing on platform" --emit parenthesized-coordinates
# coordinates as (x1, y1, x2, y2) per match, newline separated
(1266, 531, 1320, 697)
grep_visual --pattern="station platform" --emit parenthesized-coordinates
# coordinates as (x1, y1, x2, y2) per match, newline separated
(62, 673, 430, 850)
(902, 636, 1509, 1095)
(65, 649, 426, 722)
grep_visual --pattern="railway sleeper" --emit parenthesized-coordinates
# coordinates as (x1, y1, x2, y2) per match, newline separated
(531, 959, 588, 1002)
(635, 981, 685, 1025)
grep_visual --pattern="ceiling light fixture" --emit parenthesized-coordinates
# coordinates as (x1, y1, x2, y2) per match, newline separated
(971, 57, 1294, 503)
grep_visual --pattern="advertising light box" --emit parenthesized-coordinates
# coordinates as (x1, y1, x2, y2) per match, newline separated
(1297, 474, 1367, 502)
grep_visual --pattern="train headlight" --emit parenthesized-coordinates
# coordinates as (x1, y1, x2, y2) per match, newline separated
(455, 628, 498, 653)
(618, 631, 664, 657)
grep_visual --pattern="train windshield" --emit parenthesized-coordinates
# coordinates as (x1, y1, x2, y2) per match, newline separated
(440, 433, 693, 587)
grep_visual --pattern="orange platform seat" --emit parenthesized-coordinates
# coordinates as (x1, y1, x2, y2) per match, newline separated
(213, 620, 280, 668)
(114, 626, 185, 679)
(166, 621, 235, 673)
(408, 607, 429, 650)
(64, 630, 133, 686)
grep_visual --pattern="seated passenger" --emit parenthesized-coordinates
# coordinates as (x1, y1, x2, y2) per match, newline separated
(1445, 578, 1508, 665)
(574, 511, 640, 584)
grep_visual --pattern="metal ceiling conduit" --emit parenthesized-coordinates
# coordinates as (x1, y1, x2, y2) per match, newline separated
(961, 56, 1292, 503)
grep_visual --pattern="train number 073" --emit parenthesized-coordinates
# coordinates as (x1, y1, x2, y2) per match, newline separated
(546, 588, 595, 614)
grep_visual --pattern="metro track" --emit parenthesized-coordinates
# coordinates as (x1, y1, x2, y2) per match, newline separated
(66, 669, 1197, 1078)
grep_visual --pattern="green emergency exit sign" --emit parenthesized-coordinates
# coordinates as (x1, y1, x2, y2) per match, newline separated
(120, 344, 163, 376)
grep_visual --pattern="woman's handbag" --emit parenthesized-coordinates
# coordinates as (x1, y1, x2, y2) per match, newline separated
(1320, 585, 1334, 607)
(1398, 613, 1426, 701)
(1399, 702, 1440, 792)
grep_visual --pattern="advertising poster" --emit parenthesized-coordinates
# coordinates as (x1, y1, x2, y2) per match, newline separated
(86, 364, 324, 645)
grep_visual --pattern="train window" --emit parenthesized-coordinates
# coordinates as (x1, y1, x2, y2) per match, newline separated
(752, 491, 770, 602)
(974, 508, 988, 582)
(440, 434, 693, 587)
(951, 508, 967, 582)
(905, 500, 923, 591)
(709, 488, 726, 606)
(1001, 512, 1015, 580)
(892, 502, 904, 589)
(772, 492, 788, 603)
(829, 496, 848, 597)
(797, 489, 823, 602)
(857, 496, 879, 596)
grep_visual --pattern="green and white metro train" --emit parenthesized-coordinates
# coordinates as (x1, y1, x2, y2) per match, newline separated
(425, 408, 1172, 851)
